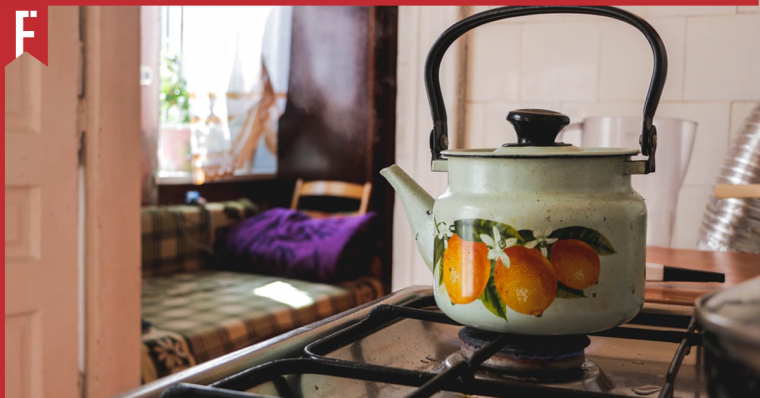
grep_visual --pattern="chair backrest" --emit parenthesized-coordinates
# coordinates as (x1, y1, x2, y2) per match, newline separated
(290, 179, 372, 215)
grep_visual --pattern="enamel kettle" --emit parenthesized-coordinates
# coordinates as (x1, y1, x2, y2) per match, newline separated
(381, 6, 667, 335)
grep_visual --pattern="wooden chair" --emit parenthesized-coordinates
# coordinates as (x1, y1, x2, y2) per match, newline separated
(290, 179, 373, 216)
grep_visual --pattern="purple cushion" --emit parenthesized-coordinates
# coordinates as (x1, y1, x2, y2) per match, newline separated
(216, 208, 379, 282)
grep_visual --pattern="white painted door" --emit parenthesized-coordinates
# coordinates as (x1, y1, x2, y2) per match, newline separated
(5, 7, 81, 398)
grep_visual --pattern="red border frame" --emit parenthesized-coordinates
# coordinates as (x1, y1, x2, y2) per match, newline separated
(2, 1, 759, 394)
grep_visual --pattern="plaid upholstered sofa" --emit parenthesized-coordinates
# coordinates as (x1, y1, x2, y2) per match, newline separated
(140, 199, 384, 383)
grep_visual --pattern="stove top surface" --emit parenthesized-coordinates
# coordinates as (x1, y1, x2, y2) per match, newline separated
(155, 290, 705, 398)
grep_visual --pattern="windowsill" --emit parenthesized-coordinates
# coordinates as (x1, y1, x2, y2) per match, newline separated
(156, 171, 277, 185)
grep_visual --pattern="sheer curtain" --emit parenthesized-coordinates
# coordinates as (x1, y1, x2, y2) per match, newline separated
(180, 6, 292, 183)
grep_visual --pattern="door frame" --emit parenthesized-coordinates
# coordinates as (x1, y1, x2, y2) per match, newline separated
(81, 6, 142, 396)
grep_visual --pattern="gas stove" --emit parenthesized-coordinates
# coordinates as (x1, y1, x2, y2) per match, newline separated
(120, 286, 706, 398)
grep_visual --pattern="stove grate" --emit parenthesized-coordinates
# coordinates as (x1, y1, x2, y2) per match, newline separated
(165, 358, 641, 398)
(660, 316, 699, 398)
(160, 299, 702, 398)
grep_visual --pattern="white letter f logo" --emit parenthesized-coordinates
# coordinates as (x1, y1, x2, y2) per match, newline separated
(16, 11, 37, 58)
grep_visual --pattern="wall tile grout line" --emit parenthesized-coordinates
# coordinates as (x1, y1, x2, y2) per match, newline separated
(680, 16, 688, 102)
(596, 21, 603, 102)
(517, 23, 524, 103)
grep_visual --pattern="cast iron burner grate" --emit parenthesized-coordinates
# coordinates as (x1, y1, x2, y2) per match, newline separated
(160, 296, 701, 398)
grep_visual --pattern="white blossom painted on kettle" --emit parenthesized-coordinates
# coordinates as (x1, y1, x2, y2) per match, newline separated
(524, 227, 559, 257)
(480, 225, 517, 268)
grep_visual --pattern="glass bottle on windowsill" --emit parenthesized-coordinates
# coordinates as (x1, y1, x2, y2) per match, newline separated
(189, 114, 207, 185)
(191, 93, 233, 184)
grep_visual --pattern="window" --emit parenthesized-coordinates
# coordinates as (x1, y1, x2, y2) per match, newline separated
(156, 6, 291, 184)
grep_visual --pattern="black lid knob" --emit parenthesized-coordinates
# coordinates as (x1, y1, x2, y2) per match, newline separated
(506, 109, 570, 147)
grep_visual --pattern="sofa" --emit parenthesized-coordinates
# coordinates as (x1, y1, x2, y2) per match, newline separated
(139, 199, 385, 383)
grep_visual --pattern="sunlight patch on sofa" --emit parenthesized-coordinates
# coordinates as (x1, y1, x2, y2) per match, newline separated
(253, 281, 315, 309)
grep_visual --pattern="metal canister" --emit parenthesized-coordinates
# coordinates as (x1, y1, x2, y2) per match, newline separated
(698, 103, 760, 253)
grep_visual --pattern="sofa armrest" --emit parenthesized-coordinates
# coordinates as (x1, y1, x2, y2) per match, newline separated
(141, 199, 261, 278)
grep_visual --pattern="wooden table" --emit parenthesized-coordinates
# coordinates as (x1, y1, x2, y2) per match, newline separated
(645, 247, 760, 306)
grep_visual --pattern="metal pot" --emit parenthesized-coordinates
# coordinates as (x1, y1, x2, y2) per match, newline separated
(696, 277, 760, 398)
(381, 6, 668, 334)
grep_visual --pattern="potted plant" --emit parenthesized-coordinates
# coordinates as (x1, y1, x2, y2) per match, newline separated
(158, 54, 193, 174)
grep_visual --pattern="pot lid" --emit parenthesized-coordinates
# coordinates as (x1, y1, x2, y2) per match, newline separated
(442, 109, 639, 158)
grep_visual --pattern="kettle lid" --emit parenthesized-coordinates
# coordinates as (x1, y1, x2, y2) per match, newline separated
(442, 109, 638, 158)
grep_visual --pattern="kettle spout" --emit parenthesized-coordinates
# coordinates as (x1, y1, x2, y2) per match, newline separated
(380, 165, 435, 273)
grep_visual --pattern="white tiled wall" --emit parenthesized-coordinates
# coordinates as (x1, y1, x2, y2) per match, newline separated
(464, 6, 760, 249)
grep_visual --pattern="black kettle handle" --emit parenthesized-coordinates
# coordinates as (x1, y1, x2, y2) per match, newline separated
(425, 6, 667, 173)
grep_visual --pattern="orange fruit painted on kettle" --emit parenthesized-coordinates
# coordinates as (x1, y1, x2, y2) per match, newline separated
(442, 234, 491, 304)
(550, 239, 601, 290)
(494, 246, 558, 317)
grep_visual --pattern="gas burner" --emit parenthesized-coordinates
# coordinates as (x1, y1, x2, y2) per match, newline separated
(459, 327, 591, 374)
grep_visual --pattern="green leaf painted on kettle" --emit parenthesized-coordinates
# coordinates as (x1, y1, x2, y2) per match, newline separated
(452, 219, 480, 242)
(548, 227, 616, 255)
(556, 282, 587, 299)
(478, 267, 507, 321)
(453, 219, 523, 244)
(435, 237, 445, 286)
(517, 229, 535, 243)
(433, 218, 449, 287)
